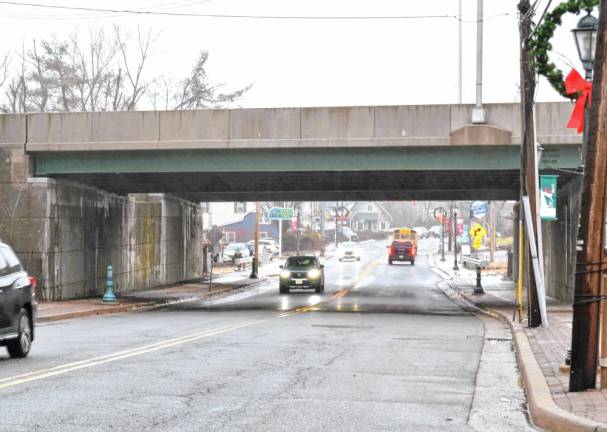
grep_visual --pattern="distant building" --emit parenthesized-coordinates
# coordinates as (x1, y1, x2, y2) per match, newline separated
(348, 201, 393, 232)
(220, 212, 278, 243)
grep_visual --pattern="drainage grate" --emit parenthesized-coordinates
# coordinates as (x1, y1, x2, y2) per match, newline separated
(485, 337, 512, 342)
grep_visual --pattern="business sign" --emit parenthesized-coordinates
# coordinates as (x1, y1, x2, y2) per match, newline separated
(470, 201, 488, 219)
(433, 207, 446, 223)
(540, 175, 558, 221)
(456, 218, 464, 235)
(268, 207, 294, 220)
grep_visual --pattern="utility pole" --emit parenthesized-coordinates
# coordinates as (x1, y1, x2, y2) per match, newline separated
(518, 0, 541, 327)
(489, 201, 496, 263)
(458, 0, 463, 104)
(472, 0, 486, 124)
(296, 204, 301, 255)
(570, 2, 607, 392)
(250, 202, 260, 279)
(334, 203, 339, 250)
(448, 202, 453, 252)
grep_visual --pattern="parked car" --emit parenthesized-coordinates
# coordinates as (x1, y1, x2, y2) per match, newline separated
(279, 256, 325, 294)
(246, 239, 280, 256)
(223, 243, 251, 262)
(0, 242, 37, 358)
(338, 242, 361, 261)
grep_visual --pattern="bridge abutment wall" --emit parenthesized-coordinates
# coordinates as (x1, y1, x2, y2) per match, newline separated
(0, 126, 204, 299)
(541, 177, 582, 303)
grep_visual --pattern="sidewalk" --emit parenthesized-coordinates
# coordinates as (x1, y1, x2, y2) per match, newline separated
(431, 252, 607, 432)
(36, 249, 330, 323)
(37, 261, 279, 323)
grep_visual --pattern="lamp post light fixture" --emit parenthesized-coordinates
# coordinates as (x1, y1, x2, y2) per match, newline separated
(572, 10, 599, 80)
(572, 9, 598, 169)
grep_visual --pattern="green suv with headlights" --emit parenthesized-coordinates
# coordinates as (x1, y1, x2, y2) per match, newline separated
(279, 256, 325, 294)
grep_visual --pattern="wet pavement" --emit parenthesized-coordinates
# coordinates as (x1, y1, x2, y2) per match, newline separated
(0, 239, 533, 431)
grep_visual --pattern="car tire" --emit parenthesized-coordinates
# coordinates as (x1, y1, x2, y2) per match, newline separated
(411, 259, 415, 266)
(357, 257, 361, 261)
(279, 284, 289, 294)
(7, 309, 32, 359)
(388, 259, 393, 265)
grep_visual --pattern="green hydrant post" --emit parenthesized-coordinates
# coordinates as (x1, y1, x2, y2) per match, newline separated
(102, 264, 117, 303)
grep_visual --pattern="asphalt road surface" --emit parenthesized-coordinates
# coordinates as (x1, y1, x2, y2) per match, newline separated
(0, 240, 533, 432)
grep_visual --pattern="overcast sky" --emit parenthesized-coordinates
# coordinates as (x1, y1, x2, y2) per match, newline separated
(0, 0, 595, 108)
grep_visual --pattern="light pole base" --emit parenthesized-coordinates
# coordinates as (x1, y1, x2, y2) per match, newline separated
(249, 258, 258, 279)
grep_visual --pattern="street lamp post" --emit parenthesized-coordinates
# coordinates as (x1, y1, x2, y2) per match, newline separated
(572, 10, 599, 166)
(569, 8, 599, 392)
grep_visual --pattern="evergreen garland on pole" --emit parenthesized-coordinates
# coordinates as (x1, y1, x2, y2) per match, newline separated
(528, 0, 599, 98)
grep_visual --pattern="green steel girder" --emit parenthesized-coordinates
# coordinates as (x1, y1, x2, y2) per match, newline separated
(33, 144, 581, 175)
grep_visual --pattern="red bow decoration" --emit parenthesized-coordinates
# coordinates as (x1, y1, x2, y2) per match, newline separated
(564, 69, 592, 133)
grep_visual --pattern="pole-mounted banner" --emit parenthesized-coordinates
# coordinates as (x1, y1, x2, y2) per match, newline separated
(539, 175, 558, 221)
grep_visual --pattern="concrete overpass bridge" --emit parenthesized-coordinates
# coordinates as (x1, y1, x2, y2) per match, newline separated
(15, 101, 582, 201)
(0, 102, 582, 302)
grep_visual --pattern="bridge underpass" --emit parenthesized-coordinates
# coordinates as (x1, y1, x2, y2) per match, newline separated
(0, 101, 583, 302)
(33, 146, 579, 201)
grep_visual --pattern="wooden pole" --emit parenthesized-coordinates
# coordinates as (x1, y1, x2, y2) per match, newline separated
(489, 201, 495, 263)
(518, 0, 541, 327)
(570, 1, 607, 392)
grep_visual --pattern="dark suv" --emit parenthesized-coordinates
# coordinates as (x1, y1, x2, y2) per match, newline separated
(0, 243, 37, 358)
(279, 256, 325, 294)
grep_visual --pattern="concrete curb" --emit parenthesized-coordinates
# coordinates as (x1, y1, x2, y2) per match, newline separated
(430, 265, 607, 432)
(37, 279, 263, 323)
(463, 294, 607, 432)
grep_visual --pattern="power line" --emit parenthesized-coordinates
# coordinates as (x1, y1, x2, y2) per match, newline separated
(0, 0, 214, 21)
(0, 1, 513, 22)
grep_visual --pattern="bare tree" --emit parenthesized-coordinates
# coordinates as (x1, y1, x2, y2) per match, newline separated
(1, 26, 249, 113)
(171, 50, 251, 110)
(115, 26, 156, 111)
(0, 52, 9, 90)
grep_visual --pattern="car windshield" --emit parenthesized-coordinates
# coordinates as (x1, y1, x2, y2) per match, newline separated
(226, 244, 244, 252)
(285, 257, 316, 268)
(341, 242, 356, 248)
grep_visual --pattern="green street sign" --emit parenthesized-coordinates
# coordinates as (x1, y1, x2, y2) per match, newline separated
(540, 175, 558, 221)
(268, 207, 294, 220)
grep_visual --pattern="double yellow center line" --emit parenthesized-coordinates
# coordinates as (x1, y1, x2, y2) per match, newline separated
(0, 253, 384, 390)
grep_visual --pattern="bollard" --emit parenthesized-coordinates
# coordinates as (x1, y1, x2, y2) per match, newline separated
(473, 265, 484, 294)
(102, 265, 117, 303)
(249, 257, 258, 279)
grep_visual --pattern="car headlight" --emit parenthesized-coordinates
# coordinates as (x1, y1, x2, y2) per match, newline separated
(280, 270, 291, 279)
(307, 269, 321, 279)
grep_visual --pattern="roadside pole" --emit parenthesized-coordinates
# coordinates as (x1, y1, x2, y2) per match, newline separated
(296, 205, 301, 255)
(489, 201, 495, 263)
(570, 4, 607, 392)
(250, 201, 260, 279)
(518, 0, 541, 327)
(334, 203, 339, 250)
(278, 219, 282, 257)
(453, 204, 459, 271)
(448, 202, 453, 252)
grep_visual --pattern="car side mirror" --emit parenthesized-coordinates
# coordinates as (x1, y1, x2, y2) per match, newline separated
(320, 264, 324, 268)
(279, 265, 283, 269)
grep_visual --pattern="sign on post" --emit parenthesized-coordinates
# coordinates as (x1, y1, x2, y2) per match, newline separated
(433, 207, 446, 223)
(470, 223, 487, 250)
(470, 201, 488, 219)
(268, 207, 294, 220)
(540, 175, 558, 221)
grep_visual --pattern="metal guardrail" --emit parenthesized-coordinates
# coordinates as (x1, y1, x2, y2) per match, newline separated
(461, 255, 489, 269)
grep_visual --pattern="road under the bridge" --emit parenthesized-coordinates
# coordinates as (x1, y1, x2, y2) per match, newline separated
(0, 240, 535, 431)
